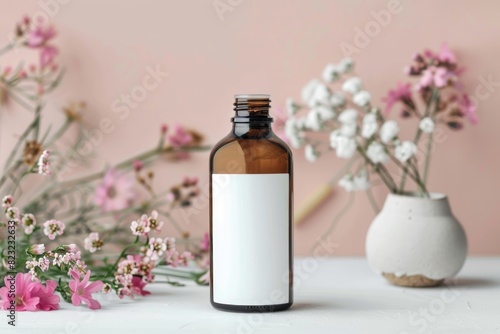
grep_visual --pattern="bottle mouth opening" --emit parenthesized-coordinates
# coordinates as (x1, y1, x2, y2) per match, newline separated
(234, 94, 270, 100)
(232, 94, 272, 123)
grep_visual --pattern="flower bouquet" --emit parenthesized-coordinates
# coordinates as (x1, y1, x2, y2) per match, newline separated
(0, 16, 210, 311)
(284, 44, 474, 286)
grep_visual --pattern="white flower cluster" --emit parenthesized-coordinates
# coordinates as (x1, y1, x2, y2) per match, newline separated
(338, 170, 370, 192)
(284, 58, 356, 151)
(284, 58, 426, 193)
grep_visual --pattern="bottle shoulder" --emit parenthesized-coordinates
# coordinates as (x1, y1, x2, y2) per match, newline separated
(210, 132, 292, 174)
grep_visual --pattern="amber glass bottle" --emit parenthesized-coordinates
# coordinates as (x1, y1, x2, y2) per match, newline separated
(209, 94, 293, 312)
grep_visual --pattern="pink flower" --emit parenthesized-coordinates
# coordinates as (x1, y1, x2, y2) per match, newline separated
(37, 150, 51, 175)
(43, 219, 65, 240)
(146, 238, 167, 261)
(5, 206, 20, 221)
(438, 43, 456, 64)
(457, 93, 478, 124)
(132, 160, 143, 172)
(0, 273, 39, 311)
(26, 24, 59, 68)
(40, 46, 58, 68)
(27, 25, 57, 48)
(34, 280, 60, 311)
(69, 270, 103, 310)
(163, 237, 177, 263)
(130, 215, 151, 236)
(1, 195, 13, 208)
(382, 82, 412, 114)
(84, 232, 103, 253)
(131, 276, 151, 296)
(21, 213, 37, 234)
(147, 210, 164, 232)
(160, 123, 168, 134)
(419, 66, 450, 88)
(27, 244, 46, 255)
(200, 232, 210, 252)
(182, 176, 199, 187)
(168, 124, 193, 148)
(168, 251, 193, 268)
(94, 168, 136, 212)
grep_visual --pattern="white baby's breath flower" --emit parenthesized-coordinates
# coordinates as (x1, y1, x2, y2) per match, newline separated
(314, 105, 335, 120)
(338, 170, 369, 192)
(302, 80, 330, 108)
(329, 130, 341, 148)
(362, 113, 378, 138)
(395, 141, 418, 163)
(338, 174, 356, 192)
(305, 109, 322, 131)
(285, 97, 299, 116)
(353, 90, 371, 107)
(329, 92, 345, 108)
(335, 136, 357, 159)
(284, 118, 304, 149)
(338, 108, 358, 124)
(305, 144, 319, 162)
(322, 63, 341, 82)
(353, 170, 370, 190)
(340, 123, 357, 137)
(292, 116, 307, 130)
(379, 120, 400, 143)
(366, 142, 389, 164)
(301, 79, 321, 105)
(419, 117, 435, 133)
(309, 83, 330, 108)
(338, 57, 354, 73)
(342, 77, 363, 94)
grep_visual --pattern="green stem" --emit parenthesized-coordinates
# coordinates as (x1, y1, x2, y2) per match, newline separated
(356, 146, 397, 192)
(153, 270, 197, 280)
(423, 132, 433, 184)
(3, 112, 40, 172)
(45, 118, 73, 146)
(160, 211, 186, 236)
(100, 237, 139, 278)
(390, 155, 428, 197)
(58, 144, 210, 187)
(365, 187, 380, 213)
(399, 88, 438, 192)
(0, 44, 14, 56)
(0, 161, 22, 191)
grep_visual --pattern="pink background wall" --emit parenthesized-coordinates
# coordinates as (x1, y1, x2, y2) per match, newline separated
(1, 0, 499, 255)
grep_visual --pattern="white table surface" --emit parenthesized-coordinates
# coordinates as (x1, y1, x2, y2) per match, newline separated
(3, 257, 500, 334)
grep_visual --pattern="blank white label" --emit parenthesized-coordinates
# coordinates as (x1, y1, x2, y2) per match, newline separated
(212, 173, 290, 305)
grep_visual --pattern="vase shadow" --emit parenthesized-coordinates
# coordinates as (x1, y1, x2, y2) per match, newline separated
(445, 277, 499, 288)
(290, 301, 334, 311)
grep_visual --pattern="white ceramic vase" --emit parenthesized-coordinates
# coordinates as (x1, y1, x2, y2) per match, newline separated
(366, 193, 467, 287)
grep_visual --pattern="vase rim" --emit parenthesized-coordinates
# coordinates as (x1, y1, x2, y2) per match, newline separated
(389, 192, 447, 200)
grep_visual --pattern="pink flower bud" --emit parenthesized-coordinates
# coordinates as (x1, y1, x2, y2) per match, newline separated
(133, 160, 143, 172)
(160, 123, 168, 134)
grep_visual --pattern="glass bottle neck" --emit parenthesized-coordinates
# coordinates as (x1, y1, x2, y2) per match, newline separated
(232, 122, 273, 137)
(231, 94, 273, 138)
